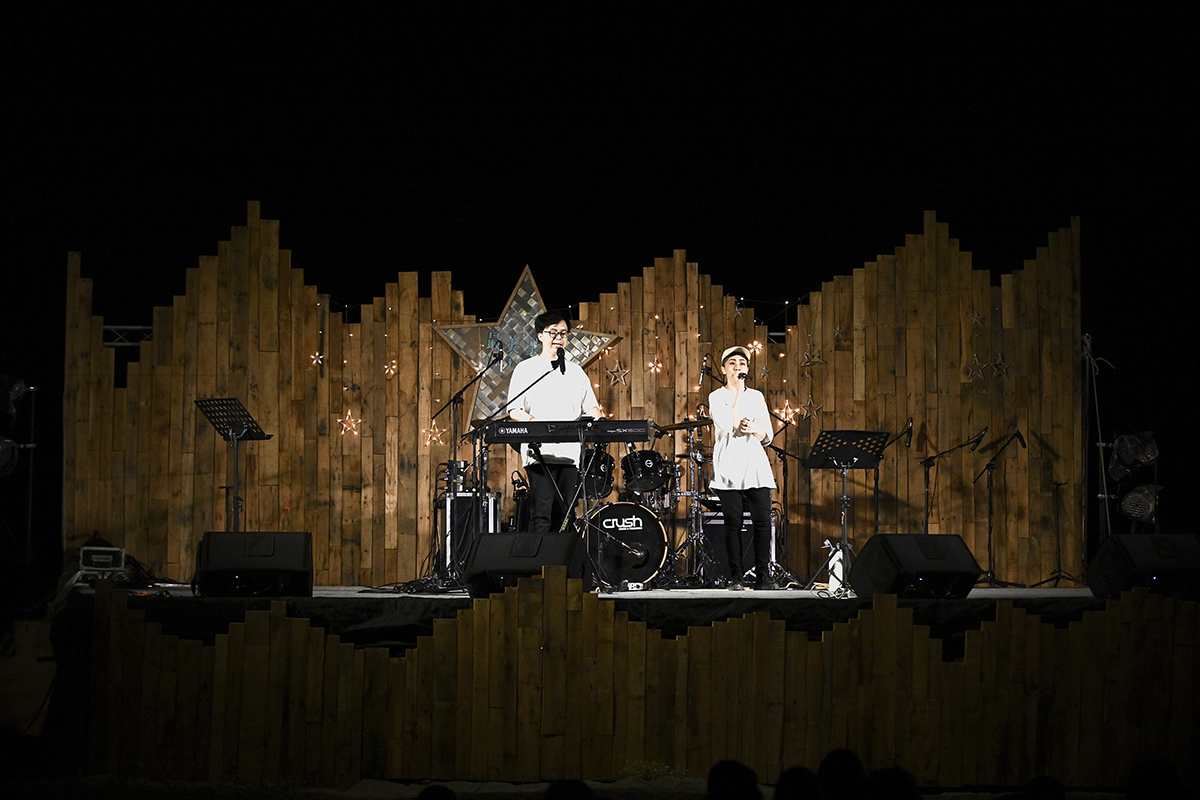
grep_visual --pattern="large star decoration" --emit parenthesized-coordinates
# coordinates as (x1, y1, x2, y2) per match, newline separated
(775, 398, 799, 424)
(435, 266, 619, 421)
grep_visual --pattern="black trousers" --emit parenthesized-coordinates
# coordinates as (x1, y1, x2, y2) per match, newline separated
(713, 487, 773, 581)
(525, 463, 580, 533)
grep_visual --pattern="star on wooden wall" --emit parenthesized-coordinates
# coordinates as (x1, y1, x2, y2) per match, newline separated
(435, 266, 619, 420)
(606, 360, 630, 385)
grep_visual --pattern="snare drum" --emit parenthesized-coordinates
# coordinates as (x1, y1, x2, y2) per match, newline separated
(581, 502, 668, 587)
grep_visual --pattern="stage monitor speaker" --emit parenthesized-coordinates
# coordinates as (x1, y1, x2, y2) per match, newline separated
(1088, 533, 1200, 599)
(195, 531, 314, 597)
(849, 533, 981, 599)
(462, 531, 579, 598)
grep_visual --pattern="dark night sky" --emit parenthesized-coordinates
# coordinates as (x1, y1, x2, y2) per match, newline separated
(4, 6, 1194, 579)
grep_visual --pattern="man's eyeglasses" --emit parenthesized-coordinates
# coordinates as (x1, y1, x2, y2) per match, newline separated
(543, 329, 569, 339)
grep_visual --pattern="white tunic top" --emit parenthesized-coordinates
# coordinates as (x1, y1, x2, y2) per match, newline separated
(707, 385, 776, 490)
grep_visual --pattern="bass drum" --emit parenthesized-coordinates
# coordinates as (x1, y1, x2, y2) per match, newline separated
(621, 449, 671, 492)
(582, 503, 668, 587)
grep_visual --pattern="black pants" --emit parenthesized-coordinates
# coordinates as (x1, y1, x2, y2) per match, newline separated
(525, 463, 580, 533)
(713, 487, 773, 582)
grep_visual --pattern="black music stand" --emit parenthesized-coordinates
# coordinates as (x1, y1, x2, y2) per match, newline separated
(195, 398, 272, 533)
(804, 429, 888, 592)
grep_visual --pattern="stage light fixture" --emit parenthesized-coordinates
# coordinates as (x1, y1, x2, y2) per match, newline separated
(0, 436, 18, 478)
(1108, 431, 1157, 482)
(1120, 484, 1159, 523)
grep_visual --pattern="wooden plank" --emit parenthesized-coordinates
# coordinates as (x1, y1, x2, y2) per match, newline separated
(238, 610, 271, 782)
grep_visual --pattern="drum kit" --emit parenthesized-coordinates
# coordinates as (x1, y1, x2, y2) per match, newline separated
(579, 416, 726, 589)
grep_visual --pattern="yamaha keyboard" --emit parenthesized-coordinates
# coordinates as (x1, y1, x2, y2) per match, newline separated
(484, 419, 651, 445)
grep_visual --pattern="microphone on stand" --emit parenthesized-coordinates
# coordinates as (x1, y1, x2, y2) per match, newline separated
(555, 347, 566, 374)
(701, 353, 709, 376)
(1014, 427, 1027, 449)
(904, 417, 913, 448)
(970, 426, 988, 451)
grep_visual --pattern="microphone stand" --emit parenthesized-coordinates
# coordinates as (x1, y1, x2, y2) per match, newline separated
(919, 428, 985, 536)
(875, 420, 911, 536)
(426, 348, 505, 586)
(972, 431, 1027, 588)
(763, 410, 802, 588)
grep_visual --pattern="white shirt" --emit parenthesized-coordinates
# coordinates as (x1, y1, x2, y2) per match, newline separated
(506, 355, 600, 467)
(708, 385, 776, 490)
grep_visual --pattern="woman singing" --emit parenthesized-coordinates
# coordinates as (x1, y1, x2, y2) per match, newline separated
(708, 345, 777, 590)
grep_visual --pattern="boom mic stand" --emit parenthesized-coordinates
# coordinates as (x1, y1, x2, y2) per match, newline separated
(875, 418, 913, 536)
(1031, 480, 1084, 587)
(972, 428, 1027, 588)
(764, 413, 803, 588)
(920, 427, 987, 536)
(423, 347, 505, 588)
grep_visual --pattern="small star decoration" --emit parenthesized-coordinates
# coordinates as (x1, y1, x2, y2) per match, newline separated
(991, 353, 1011, 378)
(423, 420, 445, 446)
(800, 394, 823, 420)
(607, 360, 630, 385)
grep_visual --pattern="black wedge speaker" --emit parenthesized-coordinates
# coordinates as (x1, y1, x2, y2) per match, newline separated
(1088, 534, 1200, 599)
(849, 533, 981, 599)
(194, 531, 314, 597)
(462, 531, 580, 598)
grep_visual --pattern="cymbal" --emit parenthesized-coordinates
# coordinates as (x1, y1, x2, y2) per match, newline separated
(659, 417, 712, 432)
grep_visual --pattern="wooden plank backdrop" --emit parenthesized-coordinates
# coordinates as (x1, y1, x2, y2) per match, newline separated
(85, 574, 1198, 788)
(63, 204, 1083, 587)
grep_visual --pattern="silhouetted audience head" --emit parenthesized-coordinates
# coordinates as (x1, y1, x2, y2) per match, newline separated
(415, 785, 457, 800)
(1126, 758, 1186, 800)
(707, 758, 762, 799)
(864, 765, 920, 800)
(542, 779, 600, 799)
(818, 748, 867, 799)
(1023, 774, 1066, 799)
(774, 765, 820, 799)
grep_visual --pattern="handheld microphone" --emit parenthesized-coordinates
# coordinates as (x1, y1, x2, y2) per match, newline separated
(970, 426, 988, 451)
(737, 372, 748, 380)
(556, 347, 566, 374)
(904, 417, 913, 448)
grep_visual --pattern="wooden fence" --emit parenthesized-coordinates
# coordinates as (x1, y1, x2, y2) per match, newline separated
(63, 203, 1083, 586)
(85, 572, 1197, 788)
